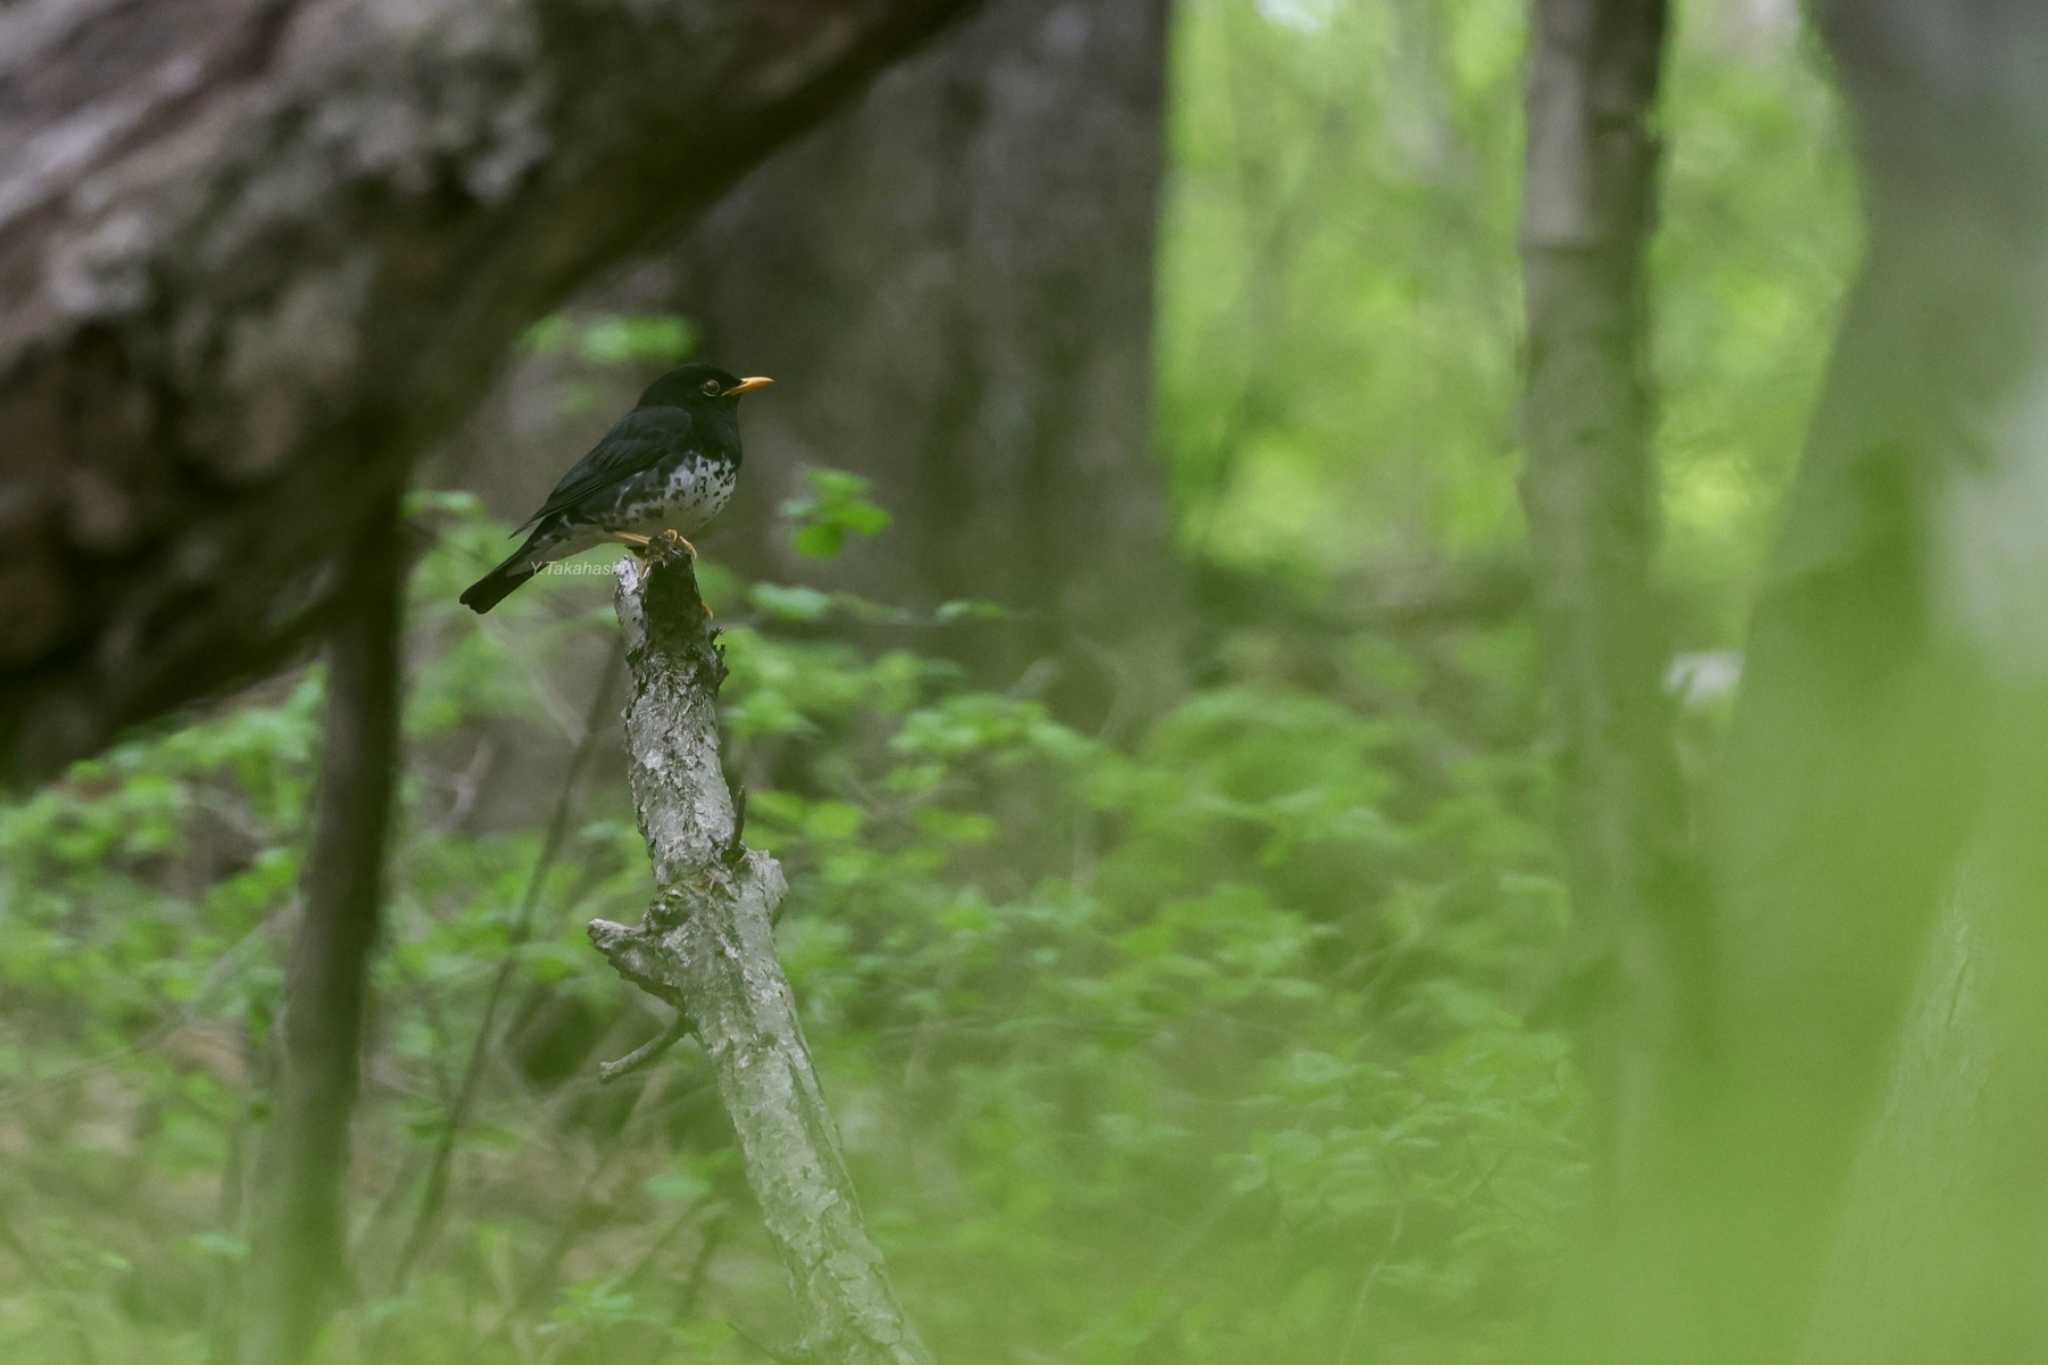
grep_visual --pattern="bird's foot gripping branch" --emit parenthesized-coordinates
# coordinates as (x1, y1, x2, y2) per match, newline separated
(587, 552, 932, 1365)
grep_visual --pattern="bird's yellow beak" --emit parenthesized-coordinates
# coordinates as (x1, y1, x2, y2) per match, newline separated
(724, 376, 775, 397)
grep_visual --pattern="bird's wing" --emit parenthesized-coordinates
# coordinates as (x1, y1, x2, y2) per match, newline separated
(512, 407, 694, 534)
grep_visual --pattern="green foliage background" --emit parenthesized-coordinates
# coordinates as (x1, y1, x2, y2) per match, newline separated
(0, 3, 1851, 1361)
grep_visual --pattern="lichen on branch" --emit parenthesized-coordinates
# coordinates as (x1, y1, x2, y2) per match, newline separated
(588, 552, 931, 1365)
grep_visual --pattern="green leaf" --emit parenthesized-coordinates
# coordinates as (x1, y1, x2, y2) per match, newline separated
(749, 583, 834, 622)
(935, 599, 1010, 623)
(577, 314, 694, 365)
(186, 1231, 251, 1262)
(781, 467, 893, 559)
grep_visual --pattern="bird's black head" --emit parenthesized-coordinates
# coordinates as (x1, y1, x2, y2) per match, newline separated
(636, 363, 775, 412)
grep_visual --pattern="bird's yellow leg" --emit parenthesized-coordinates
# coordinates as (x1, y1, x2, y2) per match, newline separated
(612, 530, 708, 612)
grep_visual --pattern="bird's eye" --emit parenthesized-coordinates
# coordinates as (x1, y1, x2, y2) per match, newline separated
(701, 378, 723, 397)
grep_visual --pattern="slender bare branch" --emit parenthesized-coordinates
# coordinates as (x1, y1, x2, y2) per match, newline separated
(597, 1016, 692, 1085)
(386, 639, 623, 1291)
(240, 485, 405, 1365)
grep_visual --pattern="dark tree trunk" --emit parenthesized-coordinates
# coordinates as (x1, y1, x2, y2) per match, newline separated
(0, 0, 979, 786)
(1516, 1, 1694, 1356)
(669, 0, 1181, 718)
(1705, 3, 2048, 1358)
(239, 488, 403, 1365)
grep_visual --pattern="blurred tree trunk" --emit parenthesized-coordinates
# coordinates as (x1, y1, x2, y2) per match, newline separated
(669, 0, 1181, 721)
(1705, 3, 2048, 1358)
(240, 490, 403, 1365)
(1798, 867, 2041, 1364)
(0, 0, 980, 787)
(1516, 1, 1696, 1357)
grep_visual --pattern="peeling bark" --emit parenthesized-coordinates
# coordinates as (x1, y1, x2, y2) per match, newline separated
(588, 551, 930, 1365)
(0, 0, 977, 785)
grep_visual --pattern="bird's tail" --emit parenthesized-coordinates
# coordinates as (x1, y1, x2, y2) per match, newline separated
(459, 538, 544, 614)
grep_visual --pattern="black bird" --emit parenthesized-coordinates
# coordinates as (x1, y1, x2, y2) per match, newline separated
(460, 363, 773, 613)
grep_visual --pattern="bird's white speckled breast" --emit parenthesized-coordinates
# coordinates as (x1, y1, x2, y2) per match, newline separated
(605, 456, 738, 537)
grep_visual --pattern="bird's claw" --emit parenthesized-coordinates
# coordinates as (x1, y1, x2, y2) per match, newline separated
(637, 529, 712, 616)
(649, 529, 697, 566)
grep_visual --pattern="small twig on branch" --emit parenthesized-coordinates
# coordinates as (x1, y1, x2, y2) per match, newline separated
(589, 551, 932, 1365)
(724, 783, 749, 867)
(596, 1015, 691, 1084)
